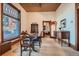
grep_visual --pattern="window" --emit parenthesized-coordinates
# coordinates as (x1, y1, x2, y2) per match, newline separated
(2, 3, 20, 41)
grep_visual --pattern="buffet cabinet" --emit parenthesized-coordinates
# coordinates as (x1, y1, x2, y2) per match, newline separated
(54, 31, 70, 46)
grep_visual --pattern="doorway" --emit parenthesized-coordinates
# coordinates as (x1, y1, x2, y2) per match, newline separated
(42, 21, 56, 37)
(43, 21, 50, 37)
(50, 21, 57, 38)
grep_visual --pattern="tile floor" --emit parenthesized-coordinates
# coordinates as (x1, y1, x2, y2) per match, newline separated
(2, 37, 79, 56)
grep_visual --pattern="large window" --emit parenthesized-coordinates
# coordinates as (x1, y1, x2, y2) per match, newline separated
(2, 3, 20, 41)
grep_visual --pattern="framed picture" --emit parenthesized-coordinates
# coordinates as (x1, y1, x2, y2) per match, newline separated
(60, 18, 66, 29)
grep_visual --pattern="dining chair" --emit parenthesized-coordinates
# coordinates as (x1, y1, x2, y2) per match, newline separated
(20, 35, 32, 56)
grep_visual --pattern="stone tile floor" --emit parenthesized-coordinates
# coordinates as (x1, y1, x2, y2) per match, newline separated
(2, 37, 79, 56)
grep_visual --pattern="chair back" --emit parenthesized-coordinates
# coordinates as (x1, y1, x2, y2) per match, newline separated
(20, 34, 31, 47)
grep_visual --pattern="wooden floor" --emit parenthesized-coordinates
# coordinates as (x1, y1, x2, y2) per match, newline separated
(2, 37, 78, 56)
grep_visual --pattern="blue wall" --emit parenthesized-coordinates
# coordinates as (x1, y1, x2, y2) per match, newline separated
(56, 4, 75, 45)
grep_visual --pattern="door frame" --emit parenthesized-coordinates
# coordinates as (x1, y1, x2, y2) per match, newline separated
(50, 21, 57, 38)
(42, 21, 51, 37)
(75, 3, 79, 51)
(42, 20, 57, 38)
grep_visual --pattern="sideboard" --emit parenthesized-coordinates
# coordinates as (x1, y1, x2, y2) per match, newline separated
(54, 31, 70, 46)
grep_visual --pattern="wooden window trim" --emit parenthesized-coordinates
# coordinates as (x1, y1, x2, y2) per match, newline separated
(1, 3, 21, 43)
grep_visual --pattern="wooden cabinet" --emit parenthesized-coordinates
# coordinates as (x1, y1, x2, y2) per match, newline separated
(54, 31, 70, 46)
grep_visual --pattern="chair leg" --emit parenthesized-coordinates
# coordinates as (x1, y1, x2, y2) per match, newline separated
(61, 40, 63, 46)
(58, 39, 61, 44)
(39, 38, 42, 48)
(39, 42, 41, 48)
(68, 40, 70, 47)
(20, 47, 22, 56)
(32, 43, 38, 52)
(29, 47, 32, 56)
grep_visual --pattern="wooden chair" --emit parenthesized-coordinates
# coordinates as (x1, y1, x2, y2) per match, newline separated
(32, 36, 42, 48)
(20, 35, 32, 56)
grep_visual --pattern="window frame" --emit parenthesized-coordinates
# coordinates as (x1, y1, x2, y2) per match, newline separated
(1, 3, 21, 42)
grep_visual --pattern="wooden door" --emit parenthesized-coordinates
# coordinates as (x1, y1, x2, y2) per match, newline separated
(76, 9, 79, 50)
